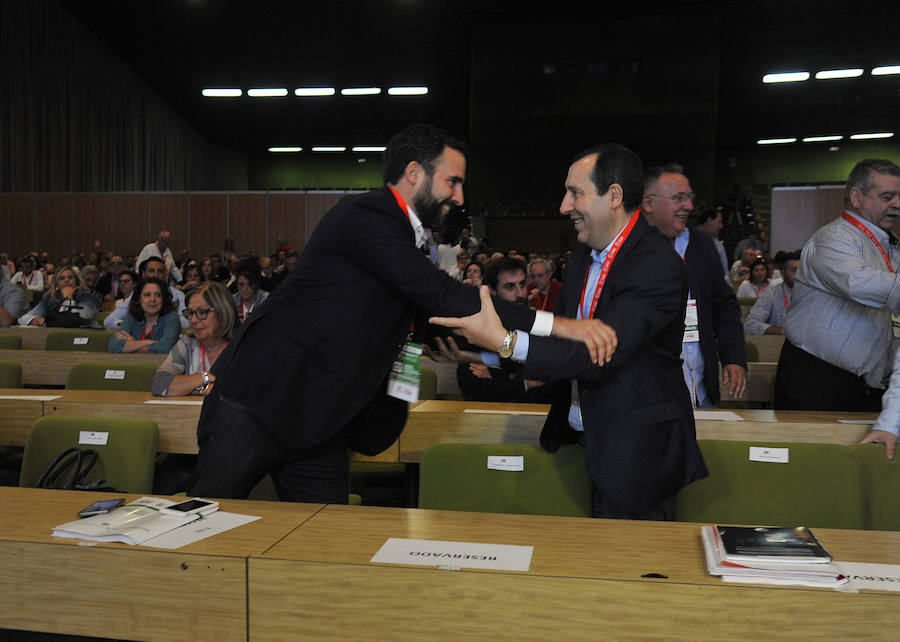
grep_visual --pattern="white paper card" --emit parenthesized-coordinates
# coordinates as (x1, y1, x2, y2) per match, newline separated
(73, 337, 89, 345)
(487, 455, 524, 471)
(749, 446, 789, 463)
(140, 512, 261, 549)
(837, 419, 875, 425)
(79, 431, 109, 445)
(0, 395, 61, 401)
(104, 369, 125, 380)
(143, 400, 205, 406)
(836, 562, 900, 592)
(462, 409, 547, 416)
(694, 410, 744, 421)
(370, 538, 533, 572)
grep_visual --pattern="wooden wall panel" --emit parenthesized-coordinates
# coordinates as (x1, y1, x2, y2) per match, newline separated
(228, 193, 267, 257)
(149, 194, 189, 256)
(36, 195, 74, 265)
(111, 194, 150, 261)
(305, 193, 345, 244)
(267, 193, 307, 254)
(74, 194, 111, 258)
(0, 195, 37, 258)
(190, 194, 227, 260)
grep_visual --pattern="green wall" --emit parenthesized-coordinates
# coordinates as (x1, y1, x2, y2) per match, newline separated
(249, 153, 382, 190)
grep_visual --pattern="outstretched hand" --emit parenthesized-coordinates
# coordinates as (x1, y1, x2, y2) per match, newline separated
(429, 285, 508, 353)
(423, 335, 483, 364)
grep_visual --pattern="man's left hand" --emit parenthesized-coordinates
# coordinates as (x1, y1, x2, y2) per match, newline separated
(722, 364, 747, 399)
(860, 430, 897, 459)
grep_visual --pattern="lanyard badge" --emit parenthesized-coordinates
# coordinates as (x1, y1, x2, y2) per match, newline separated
(387, 340, 423, 402)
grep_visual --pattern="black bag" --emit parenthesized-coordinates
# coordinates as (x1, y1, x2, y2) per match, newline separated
(44, 305, 85, 328)
(35, 446, 117, 491)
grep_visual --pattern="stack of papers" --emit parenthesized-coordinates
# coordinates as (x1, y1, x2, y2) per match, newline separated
(701, 525, 848, 588)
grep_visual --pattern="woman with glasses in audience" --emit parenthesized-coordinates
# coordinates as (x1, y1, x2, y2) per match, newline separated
(108, 277, 180, 353)
(150, 281, 238, 396)
(18, 265, 97, 327)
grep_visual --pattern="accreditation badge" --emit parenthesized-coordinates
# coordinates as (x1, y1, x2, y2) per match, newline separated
(387, 341, 423, 403)
(683, 299, 700, 343)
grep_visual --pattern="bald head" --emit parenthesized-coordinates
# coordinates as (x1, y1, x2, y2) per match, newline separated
(158, 231, 171, 251)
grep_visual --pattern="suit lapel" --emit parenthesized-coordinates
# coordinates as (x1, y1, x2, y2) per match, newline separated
(592, 215, 649, 316)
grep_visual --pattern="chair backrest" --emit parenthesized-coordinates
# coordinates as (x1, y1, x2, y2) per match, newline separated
(19, 416, 159, 493)
(418, 443, 591, 517)
(0, 360, 22, 387)
(419, 367, 437, 400)
(744, 340, 759, 362)
(66, 362, 158, 391)
(0, 334, 22, 349)
(848, 444, 900, 531)
(44, 330, 113, 352)
(675, 440, 865, 529)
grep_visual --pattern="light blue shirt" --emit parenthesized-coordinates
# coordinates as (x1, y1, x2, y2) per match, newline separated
(873, 344, 900, 437)
(674, 228, 710, 408)
(744, 281, 791, 335)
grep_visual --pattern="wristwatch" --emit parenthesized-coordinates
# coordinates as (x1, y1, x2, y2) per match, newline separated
(498, 329, 515, 359)
(201, 370, 211, 385)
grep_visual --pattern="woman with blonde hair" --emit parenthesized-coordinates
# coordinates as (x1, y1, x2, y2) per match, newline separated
(18, 265, 97, 327)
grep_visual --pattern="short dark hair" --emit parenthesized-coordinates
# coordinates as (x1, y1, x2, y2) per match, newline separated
(845, 159, 900, 207)
(697, 207, 720, 226)
(483, 257, 527, 290)
(128, 277, 175, 321)
(382, 123, 466, 184)
(785, 249, 801, 262)
(139, 255, 165, 275)
(572, 144, 644, 212)
(644, 163, 686, 194)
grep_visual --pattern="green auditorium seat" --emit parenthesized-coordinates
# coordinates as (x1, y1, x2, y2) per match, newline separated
(65, 362, 158, 391)
(418, 443, 591, 517)
(44, 330, 113, 352)
(848, 444, 900, 531)
(0, 360, 22, 388)
(19, 416, 159, 493)
(744, 340, 759, 362)
(675, 440, 865, 529)
(0, 334, 22, 349)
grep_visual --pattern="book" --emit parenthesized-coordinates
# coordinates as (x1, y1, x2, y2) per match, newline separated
(701, 526, 847, 589)
(715, 525, 831, 563)
(52, 496, 213, 545)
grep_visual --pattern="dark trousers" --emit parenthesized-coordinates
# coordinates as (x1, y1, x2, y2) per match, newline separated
(774, 340, 883, 412)
(591, 484, 677, 520)
(189, 394, 350, 503)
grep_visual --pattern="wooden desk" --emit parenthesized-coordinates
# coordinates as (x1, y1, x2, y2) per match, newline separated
(0, 486, 324, 641)
(400, 401, 877, 462)
(0, 391, 46, 446)
(250, 505, 900, 639)
(0, 349, 165, 387)
(745, 333, 785, 361)
(0, 326, 110, 351)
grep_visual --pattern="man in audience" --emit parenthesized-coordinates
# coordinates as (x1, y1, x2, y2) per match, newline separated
(0, 274, 27, 326)
(431, 144, 707, 519)
(272, 251, 298, 288)
(190, 123, 612, 504)
(11, 256, 44, 298)
(96, 255, 125, 300)
(527, 258, 561, 312)
(744, 249, 800, 335)
(776, 159, 900, 411)
(642, 164, 747, 407)
(730, 248, 760, 285)
(137, 230, 183, 283)
(104, 256, 188, 329)
(697, 207, 728, 277)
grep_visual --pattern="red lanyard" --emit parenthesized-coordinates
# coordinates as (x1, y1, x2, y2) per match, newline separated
(389, 186, 412, 223)
(141, 320, 155, 340)
(24, 272, 34, 286)
(540, 292, 551, 311)
(842, 212, 894, 272)
(782, 285, 790, 310)
(201, 342, 228, 370)
(578, 210, 640, 320)
(241, 300, 250, 318)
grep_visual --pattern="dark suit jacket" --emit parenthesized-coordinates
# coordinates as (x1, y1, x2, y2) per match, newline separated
(456, 360, 555, 404)
(526, 216, 708, 511)
(684, 228, 746, 405)
(208, 186, 537, 453)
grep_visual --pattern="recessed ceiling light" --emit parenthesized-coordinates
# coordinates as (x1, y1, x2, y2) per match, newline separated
(801, 136, 844, 143)
(762, 72, 809, 84)
(352, 146, 386, 152)
(247, 88, 288, 97)
(294, 87, 335, 96)
(815, 68, 863, 80)
(340, 87, 381, 96)
(757, 138, 797, 145)
(202, 88, 242, 97)
(311, 146, 347, 152)
(850, 132, 894, 140)
(387, 87, 428, 95)
(872, 66, 900, 76)
(268, 147, 302, 152)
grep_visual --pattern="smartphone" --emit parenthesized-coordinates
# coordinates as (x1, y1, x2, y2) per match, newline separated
(78, 498, 125, 518)
(159, 498, 219, 518)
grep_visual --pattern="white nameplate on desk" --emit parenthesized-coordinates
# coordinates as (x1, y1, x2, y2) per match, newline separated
(104, 369, 125, 380)
(144, 400, 205, 406)
(371, 538, 533, 572)
(487, 455, 524, 471)
(0, 394, 62, 401)
(73, 337, 89, 345)
(837, 562, 900, 592)
(462, 409, 547, 416)
(749, 446, 789, 463)
(694, 410, 744, 421)
(79, 431, 109, 445)
(837, 419, 875, 425)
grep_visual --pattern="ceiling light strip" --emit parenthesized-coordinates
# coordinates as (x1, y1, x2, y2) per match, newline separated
(801, 136, 843, 143)
(352, 146, 386, 152)
(762, 72, 809, 83)
(341, 87, 382, 96)
(387, 87, 428, 95)
(757, 138, 797, 145)
(815, 68, 863, 79)
(849, 132, 894, 140)
(872, 66, 900, 76)
(295, 87, 335, 96)
(311, 146, 347, 152)
(202, 88, 242, 97)
(247, 88, 288, 97)
(268, 147, 302, 153)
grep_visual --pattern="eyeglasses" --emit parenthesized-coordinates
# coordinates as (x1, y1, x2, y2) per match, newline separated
(118, 278, 132, 285)
(649, 192, 695, 205)
(183, 307, 213, 320)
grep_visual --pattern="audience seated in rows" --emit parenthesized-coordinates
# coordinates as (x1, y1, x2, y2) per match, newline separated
(744, 250, 800, 335)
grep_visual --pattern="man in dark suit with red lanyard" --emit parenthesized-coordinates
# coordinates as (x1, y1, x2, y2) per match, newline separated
(432, 144, 708, 519)
(190, 124, 616, 503)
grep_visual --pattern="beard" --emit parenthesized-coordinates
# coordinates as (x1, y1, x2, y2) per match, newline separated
(412, 173, 449, 229)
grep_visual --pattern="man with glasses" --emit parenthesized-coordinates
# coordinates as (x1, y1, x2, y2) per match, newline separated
(642, 164, 746, 408)
(527, 258, 561, 312)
